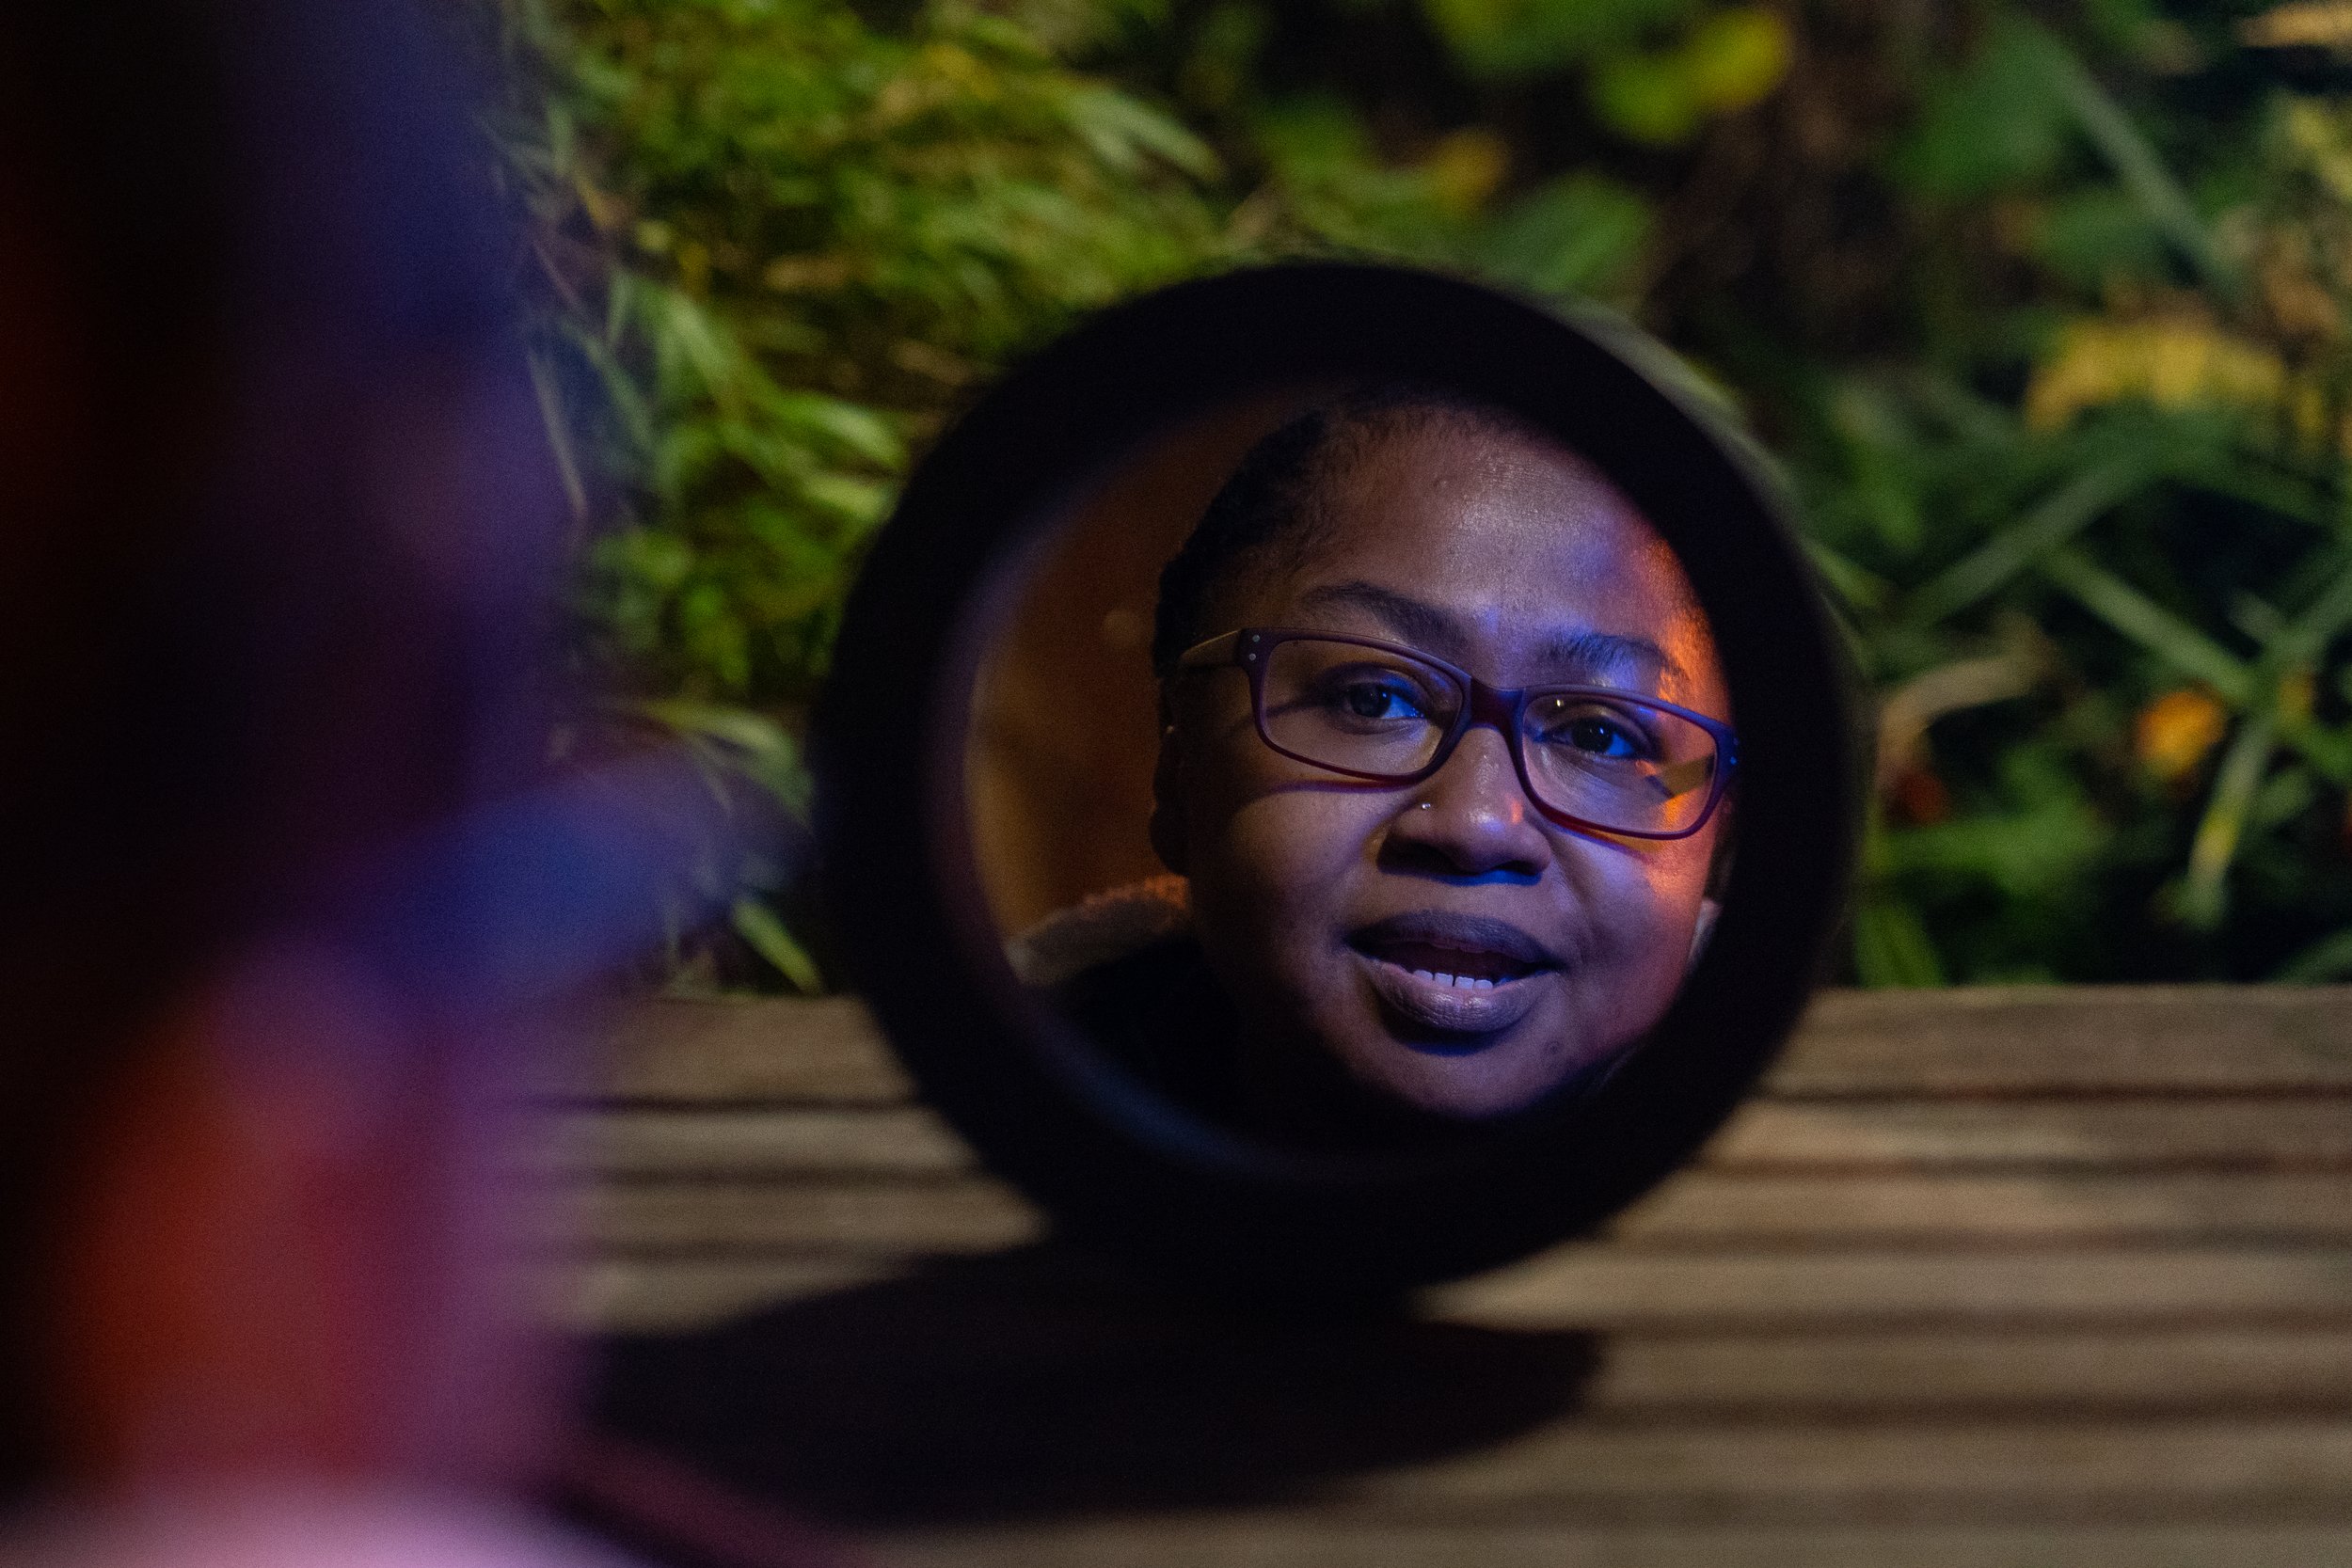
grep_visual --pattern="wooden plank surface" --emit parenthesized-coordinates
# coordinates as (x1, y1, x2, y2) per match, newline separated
(1431, 1245, 2352, 1328)
(548, 1098, 2352, 1179)
(596, 996, 915, 1105)
(554, 988, 2352, 1566)
(535, 1107, 976, 1178)
(865, 1523, 2352, 1568)
(1577, 1326, 2352, 1413)
(587, 986, 2352, 1104)
(1769, 987, 2352, 1096)
(1709, 1098, 2352, 1168)
(568, 1169, 2352, 1253)
(560, 1245, 2352, 1334)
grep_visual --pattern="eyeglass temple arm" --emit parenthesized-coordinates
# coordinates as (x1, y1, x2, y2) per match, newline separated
(1645, 753, 1723, 801)
(1173, 629, 1245, 673)
(1646, 742, 1740, 803)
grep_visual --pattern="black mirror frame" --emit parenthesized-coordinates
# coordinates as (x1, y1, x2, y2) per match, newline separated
(817, 262, 1857, 1299)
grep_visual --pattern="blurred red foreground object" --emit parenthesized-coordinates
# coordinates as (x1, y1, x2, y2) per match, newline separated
(0, 5, 841, 1565)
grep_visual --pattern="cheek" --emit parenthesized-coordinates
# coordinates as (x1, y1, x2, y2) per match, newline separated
(1556, 834, 1716, 1004)
(1182, 758, 1388, 993)
(1195, 787, 1373, 927)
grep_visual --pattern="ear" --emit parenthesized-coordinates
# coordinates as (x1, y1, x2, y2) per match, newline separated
(1148, 688, 1188, 876)
(1688, 896, 1722, 968)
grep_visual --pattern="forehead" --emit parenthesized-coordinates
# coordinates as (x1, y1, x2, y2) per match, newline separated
(1237, 417, 1722, 704)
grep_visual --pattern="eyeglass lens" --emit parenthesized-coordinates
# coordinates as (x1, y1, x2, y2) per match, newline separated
(1257, 638, 1720, 835)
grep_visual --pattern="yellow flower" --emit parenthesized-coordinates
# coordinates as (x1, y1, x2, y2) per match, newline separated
(2135, 688, 2230, 783)
(1423, 128, 1510, 218)
(1684, 7, 1793, 116)
(2026, 317, 2289, 434)
(2241, 2, 2352, 53)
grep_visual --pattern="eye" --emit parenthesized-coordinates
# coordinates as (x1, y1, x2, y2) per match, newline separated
(1533, 700, 1658, 761)
(1338, 679, 1426, 721)
(1565, 716, 1637, 757)
(1300, 661, 1439, 727)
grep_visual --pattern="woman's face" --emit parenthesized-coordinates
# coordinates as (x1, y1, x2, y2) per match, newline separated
(1159, 419, 1728, 1121)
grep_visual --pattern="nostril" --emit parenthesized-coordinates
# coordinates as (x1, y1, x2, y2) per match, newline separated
(1382, 811, 1549, 881)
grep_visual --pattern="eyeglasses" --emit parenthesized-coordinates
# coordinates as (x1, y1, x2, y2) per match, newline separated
(1174, 627, 1737, 840)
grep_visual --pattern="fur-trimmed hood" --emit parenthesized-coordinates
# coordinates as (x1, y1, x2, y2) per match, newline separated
(1005, 874, 1191, 988)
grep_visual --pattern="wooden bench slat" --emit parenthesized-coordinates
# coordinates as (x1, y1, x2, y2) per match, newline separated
(1706, 1099, 2352, 1170)
(573, 1179, 1040, 1257)
(597, 997, 913, 1105)
(1777, 988, 2352, 1096)
(532, 1107, 973, 1178)
(1613, 1171, 2352, 1245)
(1584, 1327, 2352, 1414)
(1342, 1418, 2352, 1515)
(1434, 1245, 2352, 1330)
(583, 988, 2352, 1106)
(564, 1171, 2352, 1256)
(537, 1098, 2352, 1181)
(541, 1256, 898, 1334)
(560, 1246, 2352, 1335)
(868, 1521, 2352, 1568)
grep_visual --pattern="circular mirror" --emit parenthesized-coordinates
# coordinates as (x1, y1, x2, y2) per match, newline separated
(818, 263, 1855, 1296)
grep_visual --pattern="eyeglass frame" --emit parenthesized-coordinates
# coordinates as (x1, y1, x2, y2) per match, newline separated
(1172, 626, 1740, 841)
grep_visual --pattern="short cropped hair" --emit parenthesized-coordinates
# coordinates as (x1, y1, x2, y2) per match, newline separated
(1150, 388, 1555, 676)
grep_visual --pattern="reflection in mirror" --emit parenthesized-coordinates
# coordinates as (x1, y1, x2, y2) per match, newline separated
(968, 387, 1734, 1155)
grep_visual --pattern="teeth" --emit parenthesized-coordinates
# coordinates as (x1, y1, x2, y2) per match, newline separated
(1398, 963, 1505, 990)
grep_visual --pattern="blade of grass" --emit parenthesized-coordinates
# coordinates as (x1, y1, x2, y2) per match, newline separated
(731, 895, 825, 993)
(2235, 554, 2352, 784)
(1899, 368, 2020, 448)
(528, 347, 590, 522)
(2277, 925, 2352, 982)
(1905, 456, 2147, 626)
(2042, 34, 2243, 303)
(2038, 546, 2255, 702)
(2282, 716, 2352, 785)
(1876, 653, 2038, 788)
(2180, 709, 2276, 928)
(1852, 896, 1946, 987)
(2271, 552, 2352, 665)
(2175, 460, 2335, 531)
(1804, 537, 1890, 612)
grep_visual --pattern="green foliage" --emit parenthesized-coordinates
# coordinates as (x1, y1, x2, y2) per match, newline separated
(499, 0, 1722, 989)
(1473, 173, 1652, 298)
(1411, 0, 1791, 145)
(1798, 13, 2352, 985)
(495, 0, 2352, 990)
(504, 0, 1240, 987)
(1417, 0, 1701, 78)
(1899, 20, 2079, 199)
(527, 0, 1228, 709)
(1586, 7, 1791, 146)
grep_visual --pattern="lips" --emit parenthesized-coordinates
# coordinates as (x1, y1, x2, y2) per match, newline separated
(1347, 911, 1562, 1042)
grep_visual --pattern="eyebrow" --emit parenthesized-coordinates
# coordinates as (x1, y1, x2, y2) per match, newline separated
(1292, 580, 1680, 684)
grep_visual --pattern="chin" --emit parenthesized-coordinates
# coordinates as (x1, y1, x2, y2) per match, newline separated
(1357, 1043, 1576, 1121)
(1364, 1008, 1659, 1118)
